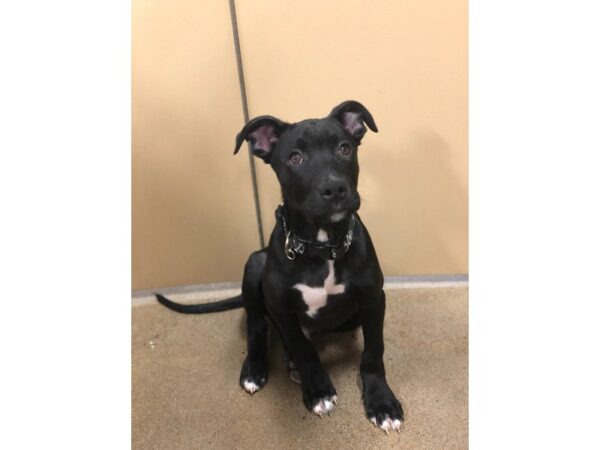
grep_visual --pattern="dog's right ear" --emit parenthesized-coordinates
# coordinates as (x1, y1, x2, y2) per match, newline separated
(234, 116, 289, 164)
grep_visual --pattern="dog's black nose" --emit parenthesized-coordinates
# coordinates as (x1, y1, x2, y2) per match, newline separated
(319, 180, 348, 202)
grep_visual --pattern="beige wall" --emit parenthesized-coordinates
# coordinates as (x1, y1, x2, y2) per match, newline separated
(132, 0, 260, 289)
(237, 0, 468, 277)
(133, 0, 467, 290)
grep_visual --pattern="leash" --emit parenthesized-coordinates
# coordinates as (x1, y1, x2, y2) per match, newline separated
(275, 204, 356, 261)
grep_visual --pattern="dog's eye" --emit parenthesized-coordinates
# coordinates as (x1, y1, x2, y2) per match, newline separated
(288, 151, 303, 165)
(339, 143, 351, 156)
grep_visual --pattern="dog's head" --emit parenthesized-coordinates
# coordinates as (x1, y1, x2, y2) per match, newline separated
(234, 100, 377, 226)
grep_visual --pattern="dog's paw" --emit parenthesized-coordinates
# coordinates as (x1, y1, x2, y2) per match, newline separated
(300, 365, 338, 416)
(362, 379, 404, 434)
(239, 357, 268, 395)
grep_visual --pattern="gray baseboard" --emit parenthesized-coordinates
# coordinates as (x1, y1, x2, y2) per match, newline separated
(132, 273, 468, 307)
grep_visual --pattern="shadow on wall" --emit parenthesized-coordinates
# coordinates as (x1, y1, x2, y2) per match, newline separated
(359, 128, 468, 275)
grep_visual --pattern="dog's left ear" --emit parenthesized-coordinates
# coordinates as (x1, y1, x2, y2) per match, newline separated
(328, 100, 378, 144)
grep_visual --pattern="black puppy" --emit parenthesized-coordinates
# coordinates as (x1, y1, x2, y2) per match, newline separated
(157, 100, 404, 433)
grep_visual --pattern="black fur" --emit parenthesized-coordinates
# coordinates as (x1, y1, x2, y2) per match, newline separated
(155, 293, 242, 314)
(156, 100, 404, 429)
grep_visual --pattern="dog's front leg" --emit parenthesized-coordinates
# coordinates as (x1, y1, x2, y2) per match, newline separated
(271, 312, 338, 416)
(360, 290, 404, 433)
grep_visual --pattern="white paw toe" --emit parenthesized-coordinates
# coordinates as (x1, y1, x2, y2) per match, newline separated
(381, 418, 392, 434)
(242, 379, 261, 394)
(312, 396, 337, 416)
(369, 416, 402, 434)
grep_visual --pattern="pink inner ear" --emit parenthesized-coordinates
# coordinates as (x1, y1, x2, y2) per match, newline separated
(342, 112, 364, 135)
(249, 125, 279, 152)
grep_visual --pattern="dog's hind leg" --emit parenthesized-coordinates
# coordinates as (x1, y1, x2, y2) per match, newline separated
(282, 328, 311, 385)
(239, 250, 270, 394)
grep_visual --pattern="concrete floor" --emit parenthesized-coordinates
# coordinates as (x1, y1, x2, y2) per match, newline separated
(132, 286, 468, 449)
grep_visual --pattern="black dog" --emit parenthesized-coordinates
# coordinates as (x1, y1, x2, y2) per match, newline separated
(157, 100, 404, 433)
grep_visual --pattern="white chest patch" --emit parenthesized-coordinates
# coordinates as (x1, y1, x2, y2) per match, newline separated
(293, 260, 345, 318)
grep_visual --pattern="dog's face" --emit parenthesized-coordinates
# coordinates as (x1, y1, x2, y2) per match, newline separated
(234, 101, 377, 225)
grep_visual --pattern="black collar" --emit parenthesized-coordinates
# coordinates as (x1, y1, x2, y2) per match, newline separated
(275, 204, 356, 261)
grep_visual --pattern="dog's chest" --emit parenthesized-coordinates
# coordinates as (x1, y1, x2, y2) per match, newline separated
(293, 260, 345, 318)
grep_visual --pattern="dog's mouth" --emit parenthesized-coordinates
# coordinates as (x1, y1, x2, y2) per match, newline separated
(330, 211, 347, 222)
(299, 193, 360, 226)
(329, 202, 349, 222)
(327, 195, 360, 222)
